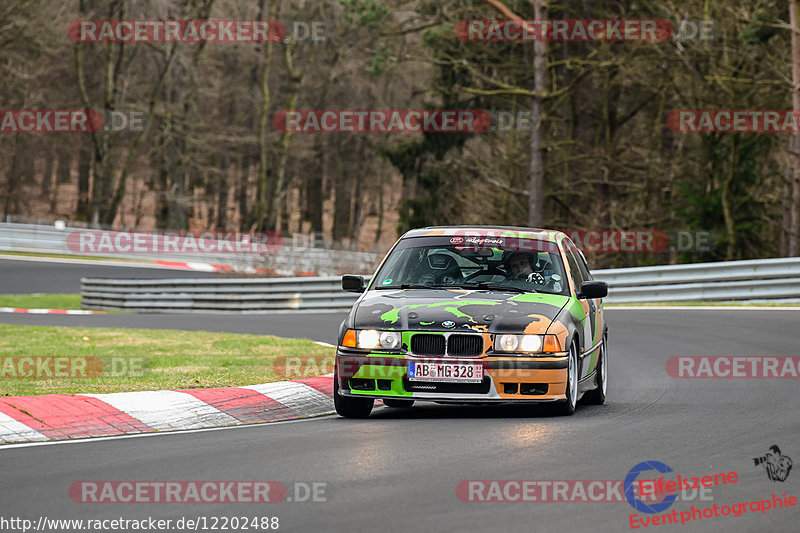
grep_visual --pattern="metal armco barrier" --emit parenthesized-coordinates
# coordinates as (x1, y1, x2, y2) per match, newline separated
(81, 276, 358, 313)
(0, 222, 379, 276)
(595, 257, 800, 303)
(80, 257, 800, 313)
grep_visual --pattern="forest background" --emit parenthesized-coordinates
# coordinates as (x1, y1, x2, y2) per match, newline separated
(2, 0, 798, 268)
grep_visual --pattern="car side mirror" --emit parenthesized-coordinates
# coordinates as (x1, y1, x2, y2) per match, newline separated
(579, 280, 608, 299)
(342, 275, 365, 293)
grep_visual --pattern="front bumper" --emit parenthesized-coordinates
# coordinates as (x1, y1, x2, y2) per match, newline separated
(336, 348, 569, 403)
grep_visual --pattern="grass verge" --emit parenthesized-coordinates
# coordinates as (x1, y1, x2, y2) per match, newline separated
(0, 324, 333, 396)
(0, 294, 83, 310)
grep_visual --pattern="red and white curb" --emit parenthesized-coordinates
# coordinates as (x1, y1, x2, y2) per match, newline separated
(152, 260, 232, 273)
(0, 375, 334, 444)
(0, 307, 105, 315)
(153, 260, 317, 276)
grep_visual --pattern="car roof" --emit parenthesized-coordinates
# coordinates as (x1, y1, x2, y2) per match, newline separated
(400, 225, 566, 243)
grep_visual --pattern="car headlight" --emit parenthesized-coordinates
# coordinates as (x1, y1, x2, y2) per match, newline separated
(341, 329, 402, 350)
(497, 334, 520, 351)
(358, 330, 380, 349)
(379, 331, 401, 349)
(494, 334, 561, 354)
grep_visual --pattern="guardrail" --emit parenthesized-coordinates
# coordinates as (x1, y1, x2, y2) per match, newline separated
(594, 257, 800, 303)
(81, 276, 357, 313)
(0, 222, 379, 276)
(80, 257, 800, 313)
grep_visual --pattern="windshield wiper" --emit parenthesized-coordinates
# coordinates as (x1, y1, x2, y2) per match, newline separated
(456, 282, 534, 293)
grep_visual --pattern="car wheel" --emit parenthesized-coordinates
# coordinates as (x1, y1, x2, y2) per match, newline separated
(548, 340, 578, 416)
(383, 399, 415, 408)
(582, 332, 607, 405)
(334, 377, 374, 418)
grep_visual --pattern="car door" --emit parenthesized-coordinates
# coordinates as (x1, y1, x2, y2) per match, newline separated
(562, 240, 597, 379)
(573, 247, 603, 377)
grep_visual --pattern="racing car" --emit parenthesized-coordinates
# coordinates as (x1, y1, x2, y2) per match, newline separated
(334, 226, 608, 417)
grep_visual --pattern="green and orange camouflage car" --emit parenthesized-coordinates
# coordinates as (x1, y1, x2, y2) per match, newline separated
(334, 226, 608, 418)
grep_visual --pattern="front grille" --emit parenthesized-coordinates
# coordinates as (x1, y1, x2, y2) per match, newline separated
(447, 334, 483, 356)
(410, 333, 483, 356)
(411, 334, 445, 356)
(403, 377, 492, 394)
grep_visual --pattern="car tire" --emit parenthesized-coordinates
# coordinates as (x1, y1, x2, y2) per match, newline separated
(382, 399, 415, 408)
(334, 377, 374, 418)
(547, 340, 578, 416)
(582, 333, 607, 405)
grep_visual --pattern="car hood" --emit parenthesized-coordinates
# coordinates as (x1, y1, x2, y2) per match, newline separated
(353, 289, 570, 334)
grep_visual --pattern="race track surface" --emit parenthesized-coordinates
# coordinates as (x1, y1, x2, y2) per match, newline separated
(0, 312, 345, 344)
(0, 257, 217, 293)
(1, 308, 798, 533)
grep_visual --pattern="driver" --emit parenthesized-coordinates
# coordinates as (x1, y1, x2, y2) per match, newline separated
(504, 252, 546, 284)
(506, 252, 535, 277)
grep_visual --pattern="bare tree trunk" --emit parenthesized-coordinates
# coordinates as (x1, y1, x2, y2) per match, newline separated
(721, 136, 738, 260)
(3, 133, 21, 216)
(106, 41, 177, 225)
(332, 136, 352, 242)
(238, 156, 250, 231)
(268, 41, 301, 231)
(216, 155, 230, 230)
(789, 0, 800, 256)
(528, 0, 548, 227)
(253, 0, 278, 230)
(76, 144, 91, 220)
(305, 142, 324, 235)
(783, 139, 793, 256)
(41, 148, 54, 200)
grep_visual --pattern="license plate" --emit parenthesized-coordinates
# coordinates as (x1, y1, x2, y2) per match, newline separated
(407, 361, 483, 383)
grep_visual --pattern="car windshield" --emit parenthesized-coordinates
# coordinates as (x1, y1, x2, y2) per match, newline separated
(371, 235, 569, 295)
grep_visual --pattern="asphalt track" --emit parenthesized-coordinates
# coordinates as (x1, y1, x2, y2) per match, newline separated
(0, 312, 344, 344)
(1, 259, 798, 532)
(0, 257, 217, 293)
(1, 307, 799, 532)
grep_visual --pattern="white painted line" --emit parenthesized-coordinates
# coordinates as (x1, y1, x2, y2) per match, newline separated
(605, 306, 800, 311)
(241, 382, 334, 417)
(313, 341, 336, 348)
(184, 262, 218, 272)
(80, 391, 239, 431)
(0, 411, 49, 443)
(0, 412, 338, 451)
(0, 308, 103, 315)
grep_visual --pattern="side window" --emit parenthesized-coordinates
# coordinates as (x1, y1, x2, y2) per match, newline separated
(571, 249, 592, 283)
(563, 249, 584, 293)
